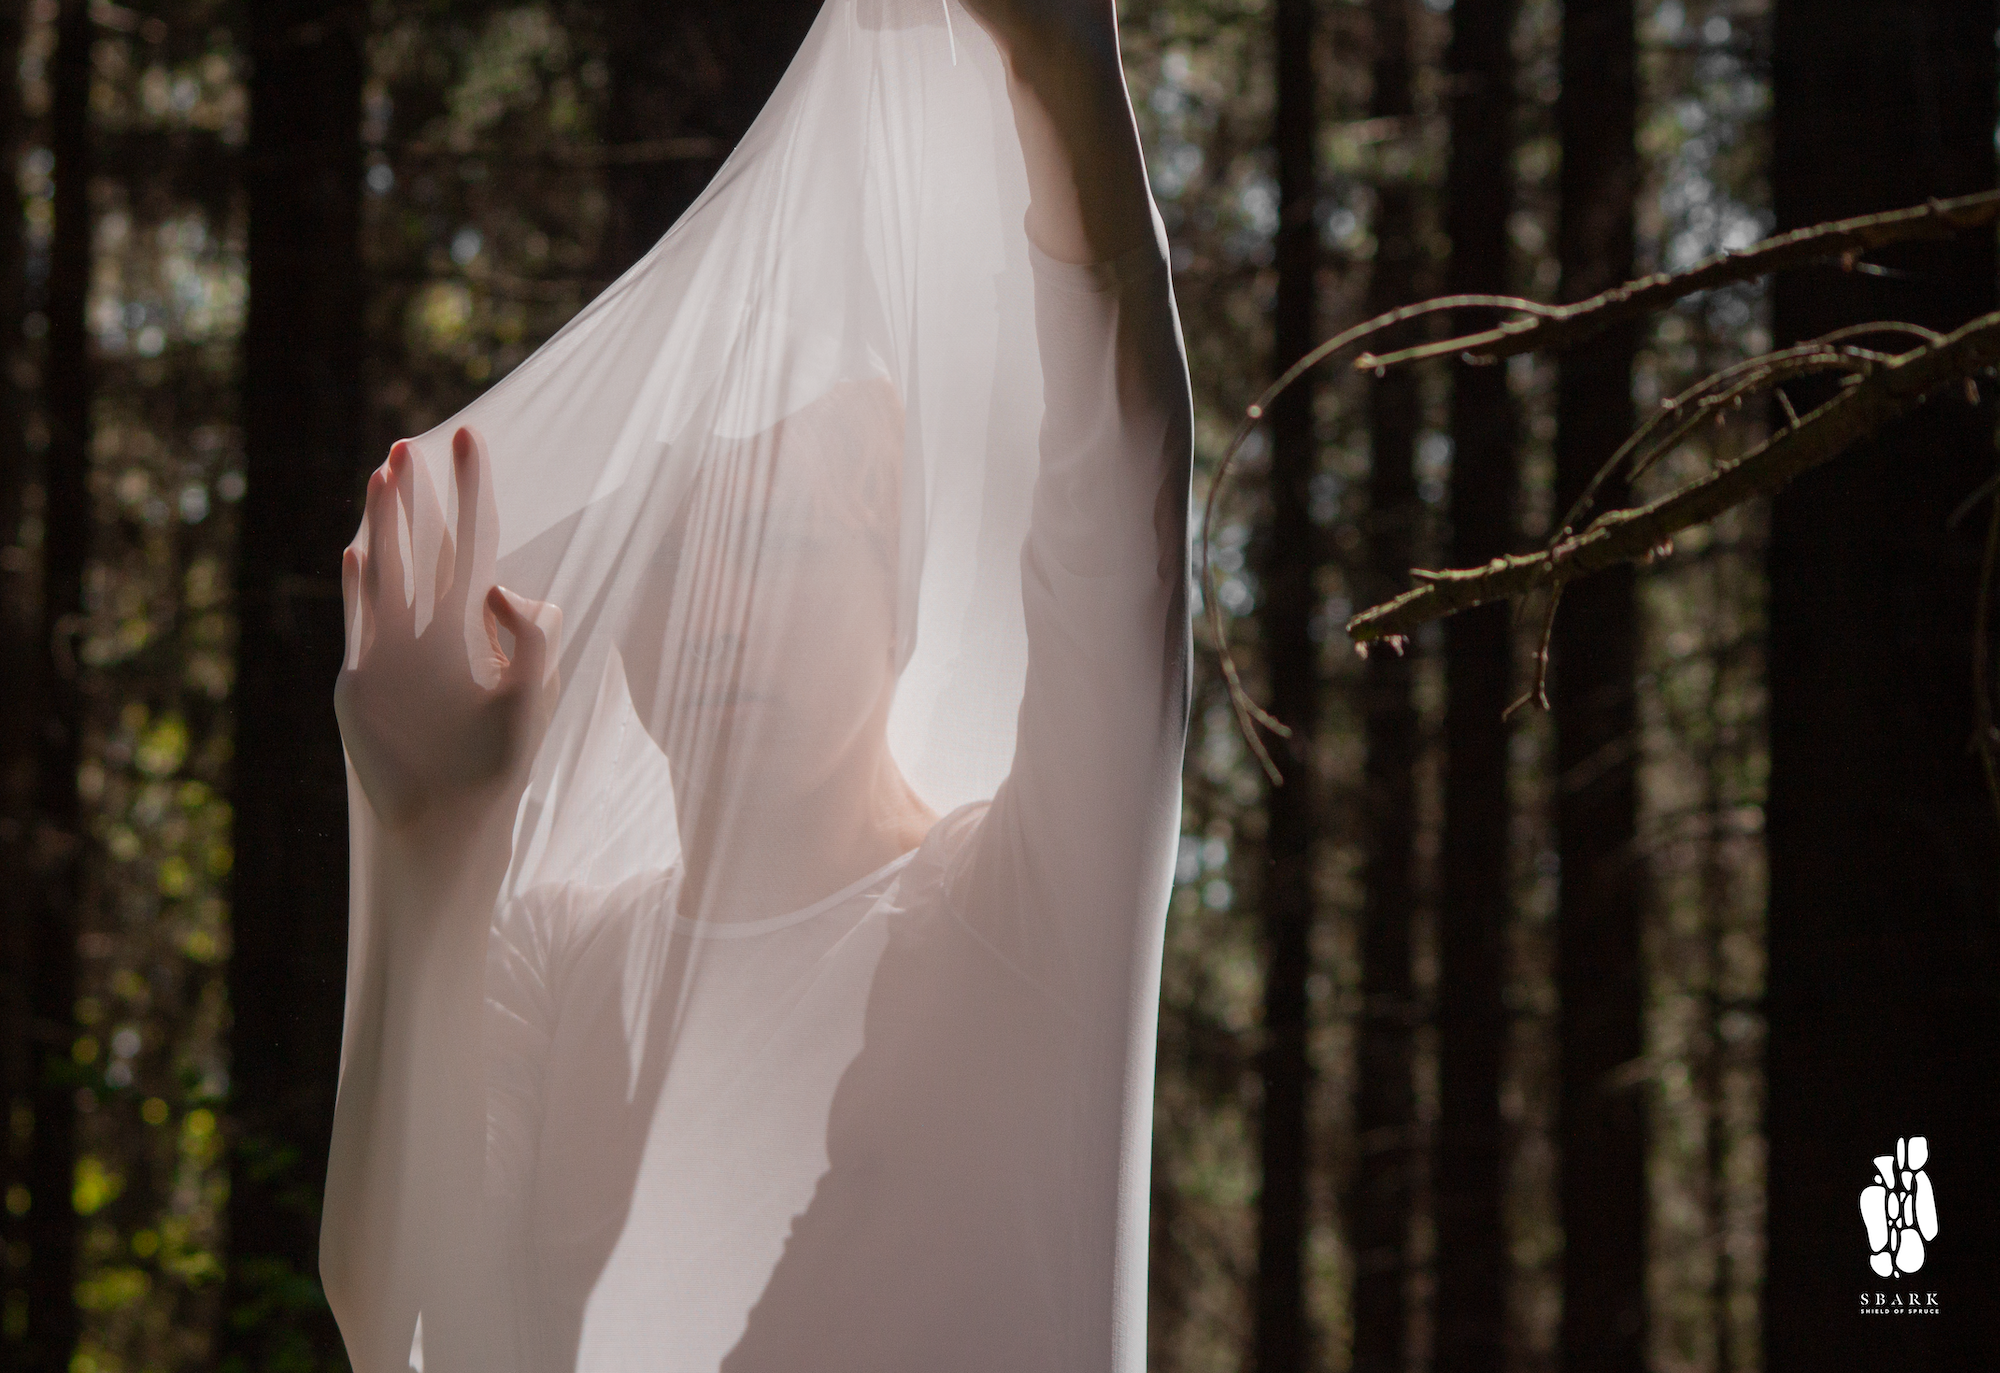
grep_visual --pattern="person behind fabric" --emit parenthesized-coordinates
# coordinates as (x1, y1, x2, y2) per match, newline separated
(324, 2, 1191, 1369)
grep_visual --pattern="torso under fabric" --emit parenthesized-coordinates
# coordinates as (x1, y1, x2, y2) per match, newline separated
(476, 244, 1191, 1372)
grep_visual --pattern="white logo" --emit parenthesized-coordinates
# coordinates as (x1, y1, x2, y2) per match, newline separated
(1859, 1136, 1937, 1277)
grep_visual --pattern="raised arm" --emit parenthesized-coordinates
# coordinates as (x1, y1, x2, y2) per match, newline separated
(949, 1, 1194, 991)
(323, 429, 558, 1370)
(966, 0, 1156, 265)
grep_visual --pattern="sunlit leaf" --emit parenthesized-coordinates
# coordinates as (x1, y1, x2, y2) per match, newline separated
(73, 1157, 124, 1216)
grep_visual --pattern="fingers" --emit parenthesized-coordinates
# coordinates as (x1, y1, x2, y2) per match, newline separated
(392, 440, 453, 613)
(362, 464, 409, 627)
(451, 427, 489, 605)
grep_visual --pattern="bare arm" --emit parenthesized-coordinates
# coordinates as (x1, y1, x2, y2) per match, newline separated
(946, 1, 1194, 989)
(323, 430, 557, 1369)
(965, 0, 1157, 265)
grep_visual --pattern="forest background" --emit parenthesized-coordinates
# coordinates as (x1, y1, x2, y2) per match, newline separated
(0, 0, 1994, 1371)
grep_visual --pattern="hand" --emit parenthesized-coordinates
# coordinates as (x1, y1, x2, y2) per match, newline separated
(335, 426, 561, 832)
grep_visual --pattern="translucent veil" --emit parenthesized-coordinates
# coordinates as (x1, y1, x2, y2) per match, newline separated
(371, 0, 1037, 905)
(329, 1, 1188, 1368)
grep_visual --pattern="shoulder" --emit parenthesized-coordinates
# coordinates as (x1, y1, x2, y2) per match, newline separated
(894, 801, 989, 907)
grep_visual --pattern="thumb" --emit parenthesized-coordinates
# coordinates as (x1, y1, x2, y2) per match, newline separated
(487, 585, 559, 691)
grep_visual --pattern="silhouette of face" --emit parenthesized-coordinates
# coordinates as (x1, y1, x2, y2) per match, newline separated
(623, 379, 905, 820)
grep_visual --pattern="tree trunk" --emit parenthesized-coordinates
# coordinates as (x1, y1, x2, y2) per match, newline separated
(1434, 0, 1518, 1368)
(20, 2, 95, 1367)
(1350, 1, 1419, 1369)
(1766, 3, 1999, 1366)
(1697, 648, 1736, 1373)
(1253, 0, 1321, 1367)
(224, 1, 365, 1364)
(0, 0, 36, 1360)
(593, 2, 822, 274)
(1552, 1, 1646, 1370)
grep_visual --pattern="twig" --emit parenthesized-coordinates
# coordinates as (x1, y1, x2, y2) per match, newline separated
(1551, 343, 1872, 546)
(1351, 189, 2000, 371)
(1504, 584, 1563, 720)
(1546, 330, 1921, 551)
(1346, 308, 2000, 643)
(1200, 294, 1558, 782)
(1948, 468, 2000, 530)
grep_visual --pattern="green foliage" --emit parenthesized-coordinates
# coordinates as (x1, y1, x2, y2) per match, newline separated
(71, 1158, 123, 1217)
(7, 0, 242, 1364)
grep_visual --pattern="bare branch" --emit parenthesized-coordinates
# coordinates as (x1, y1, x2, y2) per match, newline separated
(1346, 309, 2000, 644)
(1199, 192, 2000, 762)
(1351, 188, 2000, 371)
(1503, 588, 1562, 720)
(1554, 343, 1869, 546)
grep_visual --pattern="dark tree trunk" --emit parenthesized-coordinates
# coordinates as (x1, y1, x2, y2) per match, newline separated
(0, 0, 36, 1360)
(593, 1, 822, 274)
(224, 1, 365, 1364)
(1350, 1, 1419, 1369)
(19, 2, 94, 1367)
(1697, 665, 1737, 1373)
(1551, 1, 1646, 1370)
(1252, 0, 1321, 1368)
(1766, 3, 1999, 1366)
(1434, 0, 1518, 1369)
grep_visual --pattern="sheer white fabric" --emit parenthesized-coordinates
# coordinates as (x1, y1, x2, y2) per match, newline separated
(324, 3, 1191, 1370)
